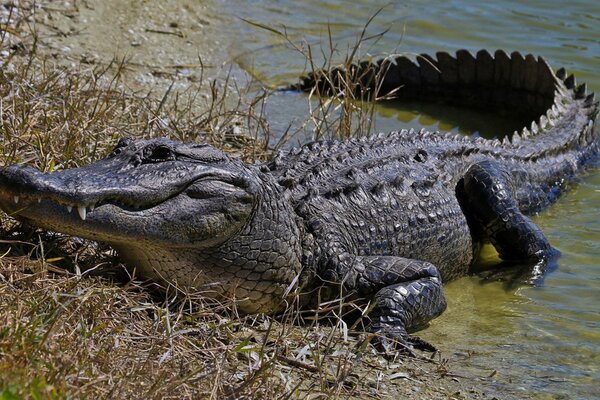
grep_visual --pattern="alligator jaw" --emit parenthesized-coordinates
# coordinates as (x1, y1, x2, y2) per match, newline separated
(0, 166, 169, 245)
(1, 180, 143, 223)
(0, 162, 175, 218)
(0, 139, 258, 247)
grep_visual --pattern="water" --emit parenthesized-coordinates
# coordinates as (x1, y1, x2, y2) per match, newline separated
(213, 1, 600, 397)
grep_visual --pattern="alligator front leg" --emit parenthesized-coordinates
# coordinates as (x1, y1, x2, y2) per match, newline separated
(320, 254, 447, 353)
(460, 160, 558, 282)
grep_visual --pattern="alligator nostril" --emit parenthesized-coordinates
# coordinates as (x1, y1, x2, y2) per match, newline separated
(108, 137, 135, 158)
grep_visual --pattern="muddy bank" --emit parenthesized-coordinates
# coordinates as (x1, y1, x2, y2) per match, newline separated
(29, 0, 249, 91)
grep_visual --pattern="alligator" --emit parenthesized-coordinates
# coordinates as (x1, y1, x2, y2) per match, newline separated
(0, 50, 597, 351)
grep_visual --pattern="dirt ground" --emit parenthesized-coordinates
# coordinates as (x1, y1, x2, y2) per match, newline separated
(28, 0, 245, 89)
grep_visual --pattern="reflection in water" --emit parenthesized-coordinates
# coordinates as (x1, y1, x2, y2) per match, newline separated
(374, 100, 525, 139)
(265, 91, 528, 146)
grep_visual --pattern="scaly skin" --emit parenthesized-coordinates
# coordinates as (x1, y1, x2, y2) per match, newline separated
(0, 50, 597, 351)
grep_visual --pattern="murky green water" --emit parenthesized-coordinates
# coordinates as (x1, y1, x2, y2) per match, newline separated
(206, 1, 600, 398)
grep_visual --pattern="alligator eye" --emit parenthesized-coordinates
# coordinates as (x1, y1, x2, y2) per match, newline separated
(144, 145, 175, 162)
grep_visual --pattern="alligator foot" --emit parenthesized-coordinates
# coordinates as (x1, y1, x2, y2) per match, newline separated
(317, 252, 448, 357)
(363, 262, 446, 357)
(460, 161, 558, 273)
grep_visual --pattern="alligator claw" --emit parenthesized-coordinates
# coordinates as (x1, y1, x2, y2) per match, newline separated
(373, 330, 438, 359)
(406, 335, 438, 353)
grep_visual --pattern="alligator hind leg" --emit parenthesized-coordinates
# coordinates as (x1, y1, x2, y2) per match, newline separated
(460, 160, 558, 281)
(320, 254, 447, 353)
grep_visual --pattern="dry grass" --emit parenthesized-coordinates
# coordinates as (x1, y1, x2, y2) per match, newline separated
(0, 254, 388, 399)
(0, 4, 457, 399)
(283, 6, 400, 142)
(0, 52, 272, 170)
(0, 61, 369, 396)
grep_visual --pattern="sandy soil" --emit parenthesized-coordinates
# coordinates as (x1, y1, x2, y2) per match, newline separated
(26, 0, 249, 94)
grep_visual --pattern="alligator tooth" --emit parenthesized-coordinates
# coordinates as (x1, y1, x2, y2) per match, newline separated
(539, 115, 548, 130)
(89, 204, 95, 212)
(77, 206, 87, 221)
(66, 205, 73, 213)
(13, 196, 19, 204)
(37, 198, 42, 203)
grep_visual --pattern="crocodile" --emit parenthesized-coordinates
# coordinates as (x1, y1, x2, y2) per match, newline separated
(0, 50, 597, 350)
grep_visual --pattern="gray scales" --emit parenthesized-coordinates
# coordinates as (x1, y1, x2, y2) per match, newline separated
(0, 50, 598, 351)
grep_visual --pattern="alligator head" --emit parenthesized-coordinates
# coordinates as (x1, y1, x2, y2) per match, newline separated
(0, 138, 304, 312)
(0, 138, 260, 249)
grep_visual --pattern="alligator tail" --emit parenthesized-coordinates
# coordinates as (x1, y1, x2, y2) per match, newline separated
(294, 49, 598, 167)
